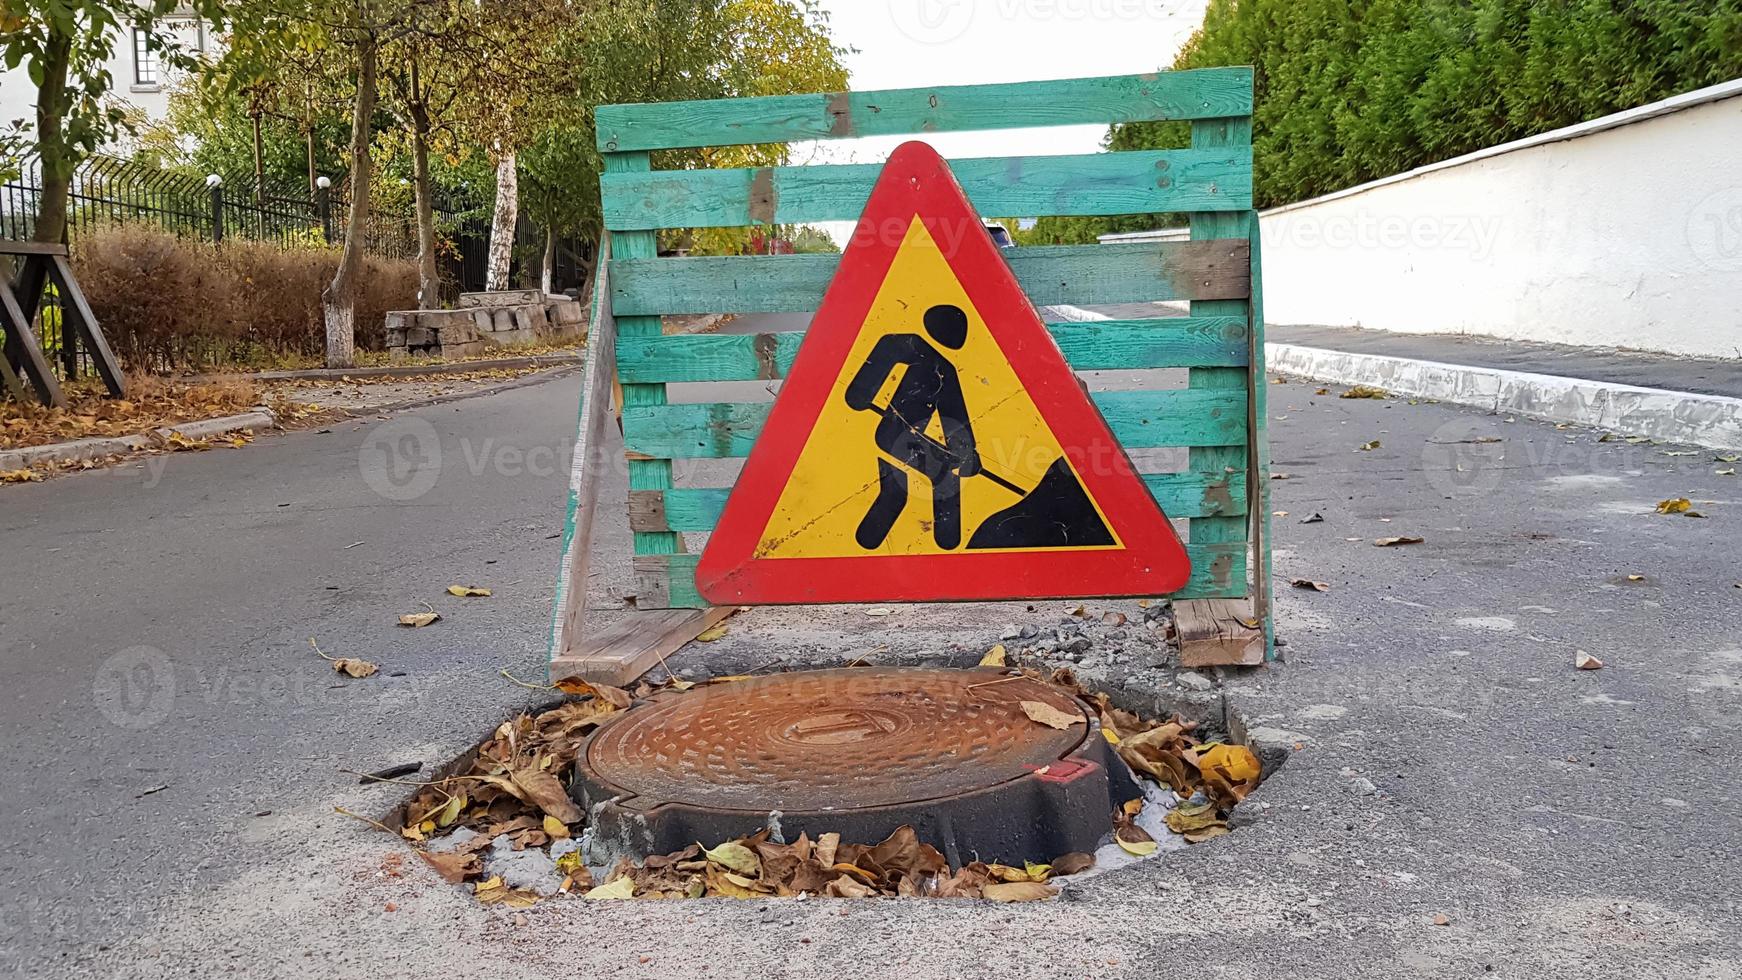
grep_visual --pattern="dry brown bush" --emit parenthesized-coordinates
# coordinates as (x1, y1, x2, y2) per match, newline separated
(69, 224, 418, 370)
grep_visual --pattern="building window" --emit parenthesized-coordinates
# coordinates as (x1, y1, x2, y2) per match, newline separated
(133, 29, 159, 86)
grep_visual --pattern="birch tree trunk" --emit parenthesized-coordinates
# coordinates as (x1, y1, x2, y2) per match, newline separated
(485, 153, 518, 291)
(321, 34, 379, 368)
(541, 226, 556, 294)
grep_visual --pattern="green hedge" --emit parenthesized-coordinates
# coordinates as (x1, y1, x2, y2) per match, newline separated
(1018, 0, 1742, 244)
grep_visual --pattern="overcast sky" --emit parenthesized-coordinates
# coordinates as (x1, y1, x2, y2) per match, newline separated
(796, 0, 1209, 239)
(798, 0, 1209, 165)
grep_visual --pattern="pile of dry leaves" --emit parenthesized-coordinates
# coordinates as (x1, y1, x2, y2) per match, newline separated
(388, 668, 1262, 905)
(0, 376, 262, 450)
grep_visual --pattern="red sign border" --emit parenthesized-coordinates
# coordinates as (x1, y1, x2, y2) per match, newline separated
(695, 141, 1193, 604)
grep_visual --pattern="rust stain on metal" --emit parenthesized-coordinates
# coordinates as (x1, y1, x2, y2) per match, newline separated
(825, 92, 854, 137)
(581, 668, 1091, 811)
(747, 168, 777, 224)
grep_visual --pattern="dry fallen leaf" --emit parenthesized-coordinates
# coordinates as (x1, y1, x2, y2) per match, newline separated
(982, 881, 1055, 903)
(553, 677, 633, 707)
(1432, 913, 1451, 926)
(1341, 385, 1389, 399)
(1051, 852, 1095, 877)
(1115, 833, 1158, 857)
(447, 585, 492, 597)
(1357, 440, 1382, 452)
(864, 607, 894, 617)
(1299, 512, 1324, 524)
(1626, 574, 1646, 582)
(475, 875, 539, 908)
(398, 611, 441, 628)
(695, 623, 729, 642)
(584, 877, 635, 900)
(1374, 536, 1425, 547)
(1575, 651, 1604, 670)
(509, 768, 584, 824)
(978, 644, 1007, 668)
(1655, 498, 1693, 515)
(332, 658, 378, 678)
(1020, 700, 1083, 730)
(543, 815, 571, 839)
(418, 849, 481, 884)
(1290, 578, 1331, 592)
(701, 841, 760, 876)
(0, 468, 43, 483)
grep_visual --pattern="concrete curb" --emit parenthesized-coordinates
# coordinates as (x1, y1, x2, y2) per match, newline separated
(192, 352, 583, 384)
(1267, 343, 1742, 451)
(1047, 304, 1742, 451)
(0, 410, 275, 471)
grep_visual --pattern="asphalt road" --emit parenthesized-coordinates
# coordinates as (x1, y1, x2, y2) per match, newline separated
(1, 317, 1738, 978)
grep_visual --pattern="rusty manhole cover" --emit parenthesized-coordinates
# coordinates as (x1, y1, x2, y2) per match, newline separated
(571, 668, 1137, 865)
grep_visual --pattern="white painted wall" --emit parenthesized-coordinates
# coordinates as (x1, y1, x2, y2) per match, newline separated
(0, 13, 211, 137)
(1106, 79, 1742, 359)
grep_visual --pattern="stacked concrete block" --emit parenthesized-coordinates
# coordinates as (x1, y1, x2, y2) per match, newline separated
(385, 309, 483, 361)
(543, 296, 587, 338)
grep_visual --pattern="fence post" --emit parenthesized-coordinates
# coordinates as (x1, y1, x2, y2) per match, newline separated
(315, 176, 333, 244)
(206, 174, 224, 243)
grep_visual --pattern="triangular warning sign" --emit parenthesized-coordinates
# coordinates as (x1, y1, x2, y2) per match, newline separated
(696, 141, 1192, 604)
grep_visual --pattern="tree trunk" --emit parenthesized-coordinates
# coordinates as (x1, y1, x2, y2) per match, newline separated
(31, 29, 73, 244)
(411, 128, 440, 309)
(322, 34, 379, 369)
(541, 226, 557, 294)
(485, 153, 517, 291)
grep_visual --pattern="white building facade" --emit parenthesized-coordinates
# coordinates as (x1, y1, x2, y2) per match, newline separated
(0, 11, 210, 133)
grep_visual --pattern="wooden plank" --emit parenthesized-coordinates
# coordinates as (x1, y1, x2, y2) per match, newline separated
(550, 606, 735, 687)
(1185, 118, 1253, 570)
(1246, 208, 1275, 659)
(1175, 598, 1265, 666)
(0, 240, 69, 256)
(621, 388, 1248, 459)
(596, 68, 1255, 152)
(630, 470, 1247, 533)
(47, 255, 125, 398)
(636, 544, 1247, 608)
(607, 152, 684, 585)
(0, 341, 27, 402)
(548, 236, 620, 662)
(615, 316, 1249, 383)
(600, 148, 1251, 230)
(611, 239, 1251, 315)
(0, 273, 64, 408)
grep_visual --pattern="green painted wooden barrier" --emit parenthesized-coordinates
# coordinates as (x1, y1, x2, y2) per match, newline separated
(601, 148, 1251, 230)
(610, 239, 1251, 316)
(574, 66, 1271, 655)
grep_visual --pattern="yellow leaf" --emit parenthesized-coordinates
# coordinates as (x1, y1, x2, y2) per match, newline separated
(978, 644, 1007, 668)
(701, 841, 760, 876)
(0, 469, 43, 483)
(1023, 861, 1052, 881)
(986, 863, 1036, 883)
(436, 793, 466, 828)
(982, 881, 1055, 902)
(1340, 385, 1388, 399)
(1198, 743, 1262, 783)
(1184, 825, 1230, 844)
(398, 612, 441, 628)
(447, 585, 492, 597)
(1116, 836, 1158, 857)
(331, 658, 378, 678)
(475, 875, 539, 907)
(1101, 727, 1121, 745)
(543, 814, 571, 839)
(695, 623, 729, 642)
(1358, 440, 1382, 451)
(1020, 700, 1083, 730)
(555, 850, 583, 876)
(1655, 498, 1692, 514)
(1166, 802, 1224, 834)
(584, 877, 635, 900)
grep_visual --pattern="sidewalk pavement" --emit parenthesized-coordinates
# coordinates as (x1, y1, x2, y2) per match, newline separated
(1056, 303, 1742, 450)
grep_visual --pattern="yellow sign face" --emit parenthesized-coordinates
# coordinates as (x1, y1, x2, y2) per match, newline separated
(755, 216, 1118, 559)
